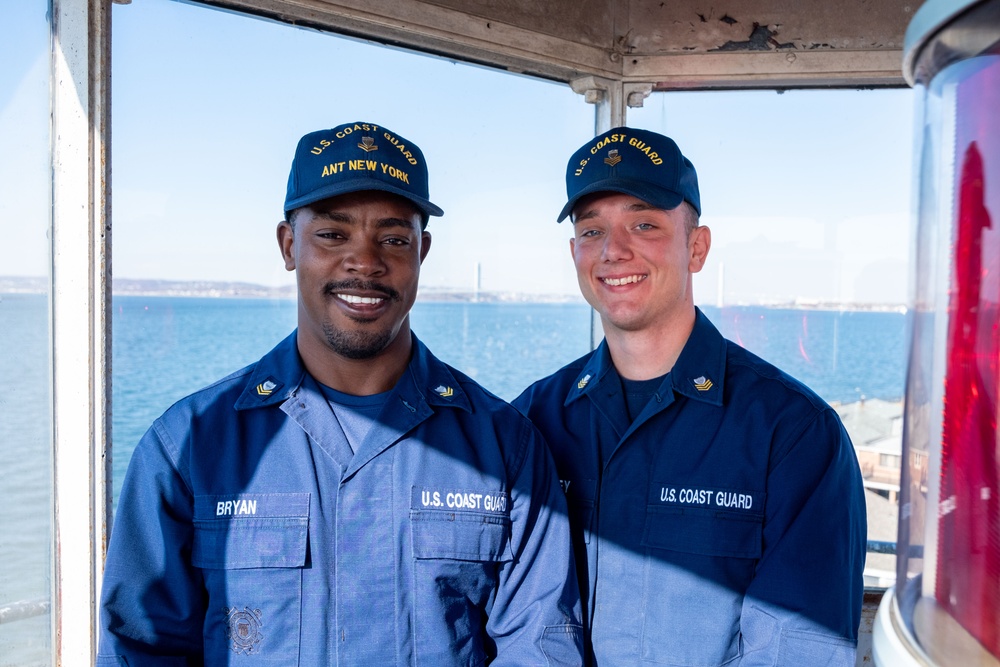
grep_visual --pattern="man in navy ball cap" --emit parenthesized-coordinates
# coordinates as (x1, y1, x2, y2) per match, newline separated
(99, 121, 583, 666)
(515, 127, 866, 667)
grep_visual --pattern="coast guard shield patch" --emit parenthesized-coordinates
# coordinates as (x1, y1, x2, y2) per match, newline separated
(225, 606, 263, 654)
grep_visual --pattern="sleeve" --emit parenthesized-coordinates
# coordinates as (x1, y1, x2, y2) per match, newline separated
(737, 407, 867, 667)
(485, 416, 584, 667)
(97, 419, 205, 666)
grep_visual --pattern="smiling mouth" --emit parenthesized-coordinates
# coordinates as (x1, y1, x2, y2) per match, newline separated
(601, 274, 647, 286)
(336, 294, 384, 305)
(324, 280, 399, 306)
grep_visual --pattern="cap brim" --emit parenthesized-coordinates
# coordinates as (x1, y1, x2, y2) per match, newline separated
(557, 178, 684, 222)
(285, 178, 444, 219)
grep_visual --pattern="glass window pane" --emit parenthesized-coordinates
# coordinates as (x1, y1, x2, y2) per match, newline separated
(110, 0, 592, 503)
(899, 49, 1000, 664)
(629, 89, 914, 588)
(0, 1, 52, 663)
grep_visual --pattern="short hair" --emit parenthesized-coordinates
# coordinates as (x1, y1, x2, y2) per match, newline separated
(680, 201, 700, 237)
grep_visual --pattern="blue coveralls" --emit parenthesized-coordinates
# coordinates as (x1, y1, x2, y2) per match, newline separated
(514, 309, 867, 667)
(98, 332, 583, 666)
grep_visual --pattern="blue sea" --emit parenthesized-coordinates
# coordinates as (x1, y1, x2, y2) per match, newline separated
(0, 293, 907, 664)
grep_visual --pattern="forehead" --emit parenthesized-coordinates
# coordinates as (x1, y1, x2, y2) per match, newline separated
(305, 190, 422, 223)
(572, 192, 674, 221)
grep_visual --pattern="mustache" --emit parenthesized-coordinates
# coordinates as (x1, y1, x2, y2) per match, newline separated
(323, 279, 400, 302)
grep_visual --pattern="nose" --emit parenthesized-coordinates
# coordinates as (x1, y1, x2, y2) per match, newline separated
(602, 226, 633, 262)
(344, 237, 387, 275)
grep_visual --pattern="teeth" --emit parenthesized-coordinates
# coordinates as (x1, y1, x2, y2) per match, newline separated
(337, 294, 384, 305)
(602, 275, 645, 286)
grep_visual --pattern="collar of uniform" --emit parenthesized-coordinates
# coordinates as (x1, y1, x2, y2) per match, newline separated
(400, 333, 473, 413)
(564, 309, 726, 408)
(564, 340, 617, 407)
(234, 331, 306, 410)
(669, 307, 726, 406)
(235, 330, 471, 412)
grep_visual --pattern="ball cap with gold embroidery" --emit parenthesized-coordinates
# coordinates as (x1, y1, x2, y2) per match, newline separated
(284, 121, 444, 219)
(558, 127, 700, 221)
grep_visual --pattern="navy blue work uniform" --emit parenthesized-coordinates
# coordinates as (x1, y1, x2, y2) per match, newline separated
(514, 309, 866, 667)
(98, 332, 583, 666)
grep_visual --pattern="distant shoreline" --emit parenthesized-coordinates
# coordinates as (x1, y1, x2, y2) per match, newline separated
(0, 276, 906, 311)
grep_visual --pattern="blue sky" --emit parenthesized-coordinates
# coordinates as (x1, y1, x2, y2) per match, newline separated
(2, 0, 915, 303)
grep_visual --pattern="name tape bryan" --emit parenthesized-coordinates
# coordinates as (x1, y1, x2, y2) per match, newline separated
(412, 487, 509, 514)
(216, 498, 258, 516)
(196, 493, 310, 521)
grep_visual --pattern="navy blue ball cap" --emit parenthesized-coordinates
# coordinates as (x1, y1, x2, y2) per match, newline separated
(558, 127, 700, 222)
(284, 122, 444, 219)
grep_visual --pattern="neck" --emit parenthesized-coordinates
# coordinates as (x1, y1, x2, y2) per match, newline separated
(603, 308, 697, 381)
(297, 324, 413, 395)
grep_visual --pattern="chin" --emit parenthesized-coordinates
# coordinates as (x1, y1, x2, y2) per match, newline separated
(322, 322, 399, 360)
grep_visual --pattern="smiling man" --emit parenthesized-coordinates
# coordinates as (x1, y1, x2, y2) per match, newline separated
(98, 122, 583, 666)
(514, 128, 867, 667)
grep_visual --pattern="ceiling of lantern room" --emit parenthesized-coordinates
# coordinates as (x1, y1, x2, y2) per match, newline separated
(196, 0, 918, 88)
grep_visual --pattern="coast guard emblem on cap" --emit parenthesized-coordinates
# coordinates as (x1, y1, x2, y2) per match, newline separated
(224, 606, 263, 655)
(604, 149, 622, 167)
(256, 379, 278, 396)
(577, 374, 592, 390)
(693, 376, 713, 391)
(358, 136, 378, 153)
(435, 385, 454, 398)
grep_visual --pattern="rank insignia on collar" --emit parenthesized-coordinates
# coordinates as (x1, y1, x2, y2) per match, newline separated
(577, 374, 592, 390)
(256, 378, 280, 397)
(693, 376, 713, 391)
(225, 606, 263, 655)
(435, 385, 454, 398)
(604, 149, 622, 167)
(358, 136, 378, 152)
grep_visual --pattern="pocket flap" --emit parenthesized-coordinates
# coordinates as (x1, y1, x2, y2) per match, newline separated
(193, 493, 309, 569)
(411, 511, 512, 562)
(642, 506, 762, 559)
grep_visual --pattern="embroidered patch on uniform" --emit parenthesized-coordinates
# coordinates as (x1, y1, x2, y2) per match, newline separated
(577, 374, 591, 389)
(225, 606, 263, 654)
(434, 385, 454, 398)
(692, 376, 713, 391)
(651, 484, 762, 513)
(604, 149, 622, 167)
(358, 136, 378, 152)
(412, 487, 510, 514)
(256, 378, 280, 397)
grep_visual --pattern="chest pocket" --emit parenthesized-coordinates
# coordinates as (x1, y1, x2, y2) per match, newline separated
(192, 493, 309, 665)
(410, 507, 512, 667)
(639, 506, 763, 666)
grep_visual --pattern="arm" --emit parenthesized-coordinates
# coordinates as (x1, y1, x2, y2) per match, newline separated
(738, 408, 867, 667)
(485, 418, 584, 667)
(98, 421, 205, 666)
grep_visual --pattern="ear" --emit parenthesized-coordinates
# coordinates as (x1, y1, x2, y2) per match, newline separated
(688, 225, 711, 274)
(277, 220, 296, 271)
(569, 236, 577, 262)
(419, 230, 432, 264)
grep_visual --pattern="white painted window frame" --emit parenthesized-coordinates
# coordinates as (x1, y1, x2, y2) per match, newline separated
(50, 0, 111, 664)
